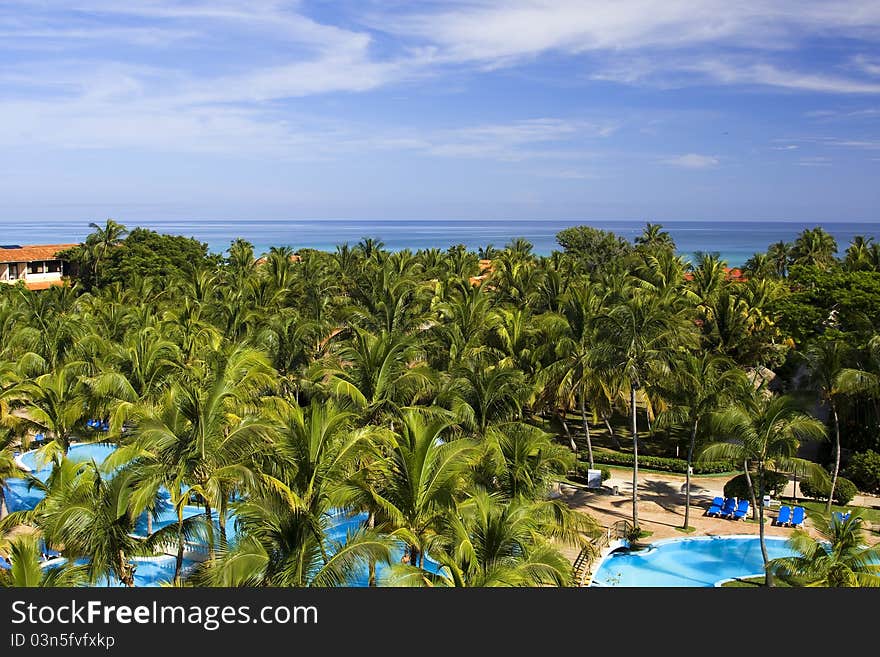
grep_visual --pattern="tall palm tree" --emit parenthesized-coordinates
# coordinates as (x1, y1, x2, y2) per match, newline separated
(658, 353, 748, 528)
(701, 393, 827, 586)
(844, 236, 875, 272)
(128, 346, 276, 555)
(802, 339, 850, 513)
(769, 513, 880, 587)
(86, 219, 128, 281)
(767, 241, 791, 278)
(596, 289, 691, 528)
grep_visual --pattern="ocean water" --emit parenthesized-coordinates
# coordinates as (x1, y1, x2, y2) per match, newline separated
(3, 219, 879, 266)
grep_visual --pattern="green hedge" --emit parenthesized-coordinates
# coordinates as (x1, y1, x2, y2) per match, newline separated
(574, 463, 612, 481)
(586, 452, 737, 475)
(800, 476, 858, 506)
(846, 450, 880, 494)
(723, 472, 789, 499)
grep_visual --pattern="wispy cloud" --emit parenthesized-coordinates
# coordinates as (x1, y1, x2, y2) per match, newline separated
(663, 153, 719, 168)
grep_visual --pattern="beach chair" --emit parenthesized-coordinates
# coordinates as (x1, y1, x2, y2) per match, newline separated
(732, 499, 750, 521)
(833, 511, 851, 523)
(718, 497, 737, 519)
(790, 506, 806, 528)
(775, 505, 791, 526)
(706, 496, 725, 516)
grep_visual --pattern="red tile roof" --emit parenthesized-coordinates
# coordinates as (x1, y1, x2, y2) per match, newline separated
(0, 244, 77, 263)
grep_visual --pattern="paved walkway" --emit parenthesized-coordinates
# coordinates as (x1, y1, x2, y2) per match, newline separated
(557, 469, 880, 562)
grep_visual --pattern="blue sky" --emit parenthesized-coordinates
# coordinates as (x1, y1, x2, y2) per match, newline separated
(1, 0, 879, 223)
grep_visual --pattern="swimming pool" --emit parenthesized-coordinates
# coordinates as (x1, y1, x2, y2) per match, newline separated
(590, 535, 798, 587)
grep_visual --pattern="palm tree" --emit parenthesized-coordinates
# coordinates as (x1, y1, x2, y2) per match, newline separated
(635, 223, 675, 252)
(658, 353, 748, 529)
(325, 329, 433, 425)
(549, 283, 606, 462)
(596, 289, 691, 528)
(128, 346, 276, 555)
(701, 393, 827, 586)
(791, 227, 838, 270)
(389, 492, 581, 587)
(12, 361, 91, 456)
(0, 533, 89, 587)
(483, 422, 575, 501)
(844, 236, 875, 272)
(767, 241, 791, 278)
(363, 408, 476, 568)
(769, 513, 880, 587)
(87, 219, 128, 283)
(802, 339, 850, 513)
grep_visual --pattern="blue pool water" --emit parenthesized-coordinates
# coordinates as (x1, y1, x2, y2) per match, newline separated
(44, 556, 198, 587)
(18, 442, 117, 478)
(591, 536, 798, 587)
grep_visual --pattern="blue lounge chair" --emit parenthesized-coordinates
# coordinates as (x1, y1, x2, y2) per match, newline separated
(706, 496, 724, 516)
(733, 499, 750, 521)
(718, 497, 737, 519)
(776, 505, 791, 526)
(833, 511, 851, 523)
(790, 506, 806, 528)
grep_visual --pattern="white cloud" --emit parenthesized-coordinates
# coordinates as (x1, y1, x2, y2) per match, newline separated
(663, 153, 719, 168)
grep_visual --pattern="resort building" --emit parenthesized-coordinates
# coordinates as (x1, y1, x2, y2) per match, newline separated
(0, 244, 76, 290)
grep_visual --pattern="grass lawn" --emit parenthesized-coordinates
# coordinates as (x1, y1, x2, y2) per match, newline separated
(721, 576, 793, 588)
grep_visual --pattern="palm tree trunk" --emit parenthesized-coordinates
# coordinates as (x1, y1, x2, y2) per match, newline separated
(559, 409, 576, 452)
(743, 460, 758, 521)
(367, 512, 377, 587)
(146, 512, 153, 535)
(204, 501, 215, 561)
(219, 496, 228, 548)
(174, 515, 185, 584)
(119, 550, 134, 587)
(757, 466, 774, 587)
(630, 385, 639, 529)
(579, 386, 594, 469)
(0, 488, 7, 521)
(603, 413, 621, 449)
(684, 419, 697, 530)
(826, 403, 841, 514)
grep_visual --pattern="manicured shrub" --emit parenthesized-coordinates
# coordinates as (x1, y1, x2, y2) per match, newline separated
(846, 450, 880, 494)
(588, 451, 736, 474)
(723, 471, 789, 500)
(799, 476, 858, 506)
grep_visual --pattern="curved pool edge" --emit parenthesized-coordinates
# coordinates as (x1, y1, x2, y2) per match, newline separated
(714, 573, 766, 587)
(15, 440, 116, 473)
(589, 534, 793, 587)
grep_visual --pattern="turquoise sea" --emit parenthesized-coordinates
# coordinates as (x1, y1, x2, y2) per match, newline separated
(3, 219, 879, 266)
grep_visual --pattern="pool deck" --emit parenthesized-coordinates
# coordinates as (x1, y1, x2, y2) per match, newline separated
(560, 469, 880, 579)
